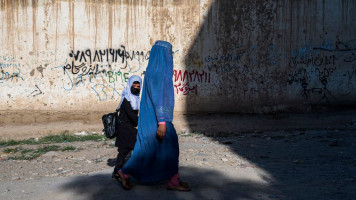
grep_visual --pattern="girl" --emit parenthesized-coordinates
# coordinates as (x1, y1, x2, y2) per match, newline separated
(112, 75, 142, 183)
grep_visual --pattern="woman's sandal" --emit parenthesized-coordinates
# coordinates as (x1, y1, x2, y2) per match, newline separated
(167, 181, 191, 192)
(115, 171, 133, 190)
(112, 172, 122, 182)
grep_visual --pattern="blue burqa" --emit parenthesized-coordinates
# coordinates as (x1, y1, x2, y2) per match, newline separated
(121, 41, 178, 183)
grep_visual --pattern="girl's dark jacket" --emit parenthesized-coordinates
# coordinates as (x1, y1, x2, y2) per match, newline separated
(115, 98, 138, 148)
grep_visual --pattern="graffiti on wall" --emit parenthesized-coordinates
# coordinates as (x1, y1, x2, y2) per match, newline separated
(0, 69, 24, 84)
(202, 44, 279, 74)
(173, 69, 211, 95)
(287, 38, 356, 103)
(53, 46, 150, 101)
(65, 46, 150, 76)
(0, 54, 21, 69)
(30, 85, 43, 97)
(0, 54, 24, 84)
(52, 63, 129, 101)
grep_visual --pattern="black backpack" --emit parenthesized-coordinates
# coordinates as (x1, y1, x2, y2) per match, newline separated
(102, 111, 118, 139)
(102, 110, 126, 139)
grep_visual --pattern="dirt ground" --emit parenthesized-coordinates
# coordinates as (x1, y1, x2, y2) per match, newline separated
(0, 110, 356, 200)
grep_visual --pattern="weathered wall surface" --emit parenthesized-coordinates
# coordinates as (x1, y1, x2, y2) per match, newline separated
(0, 0, 355, 113)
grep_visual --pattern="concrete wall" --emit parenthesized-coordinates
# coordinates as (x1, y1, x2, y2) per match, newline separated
(0, 0, 355, 113)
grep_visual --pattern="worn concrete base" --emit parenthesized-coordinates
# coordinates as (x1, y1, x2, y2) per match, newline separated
(1, 110, 356, 140)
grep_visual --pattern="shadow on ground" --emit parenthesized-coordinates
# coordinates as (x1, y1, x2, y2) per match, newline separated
(59, 166, 278, 200)
(181, 0, 356, 200)
(60, 128, 356, 200)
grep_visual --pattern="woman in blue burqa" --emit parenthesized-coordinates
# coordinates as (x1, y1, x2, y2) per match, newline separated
(117, 41, 191, 191)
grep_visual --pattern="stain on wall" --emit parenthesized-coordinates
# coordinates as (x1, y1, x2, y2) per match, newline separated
(0, 0, 355, 112)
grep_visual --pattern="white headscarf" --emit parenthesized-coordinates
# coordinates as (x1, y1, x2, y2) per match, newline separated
(117, 75, 142, 110)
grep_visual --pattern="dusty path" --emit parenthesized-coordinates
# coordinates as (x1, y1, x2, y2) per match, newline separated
(1, 128, 356, 200)
(1, 110, 356, 199)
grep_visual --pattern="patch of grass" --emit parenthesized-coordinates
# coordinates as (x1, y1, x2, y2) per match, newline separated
(9, 152, 41, 160)
(8, 145, 60, 160)
(0, 132, 108, 147)
(7, 145, 82, 160)
(20, 149, 34, 154)
(61, 146, 76, 152)
(38, 132, 107, 144)
(39, 145, 61, 152)
(0, 139, 36, 147)
(8, 150, 41, 160)
(3, 147, 19, 153)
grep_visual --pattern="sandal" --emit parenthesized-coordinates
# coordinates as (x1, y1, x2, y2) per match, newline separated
(112, 173, 122, 182)
(116, 171, 132, 190)
(167, 181, 191, 192)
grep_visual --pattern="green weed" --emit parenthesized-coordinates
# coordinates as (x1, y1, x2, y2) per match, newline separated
(8, 145, 59, 160)
(3, 147, 19, 153)
(61, 146, 76, 151)
(20, 149, 34, 154)
(0, 132, 108, 147)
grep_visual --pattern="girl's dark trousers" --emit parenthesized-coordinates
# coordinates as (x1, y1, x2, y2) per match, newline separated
(113, 146, 133, 174)
(113, 98, 138, 174)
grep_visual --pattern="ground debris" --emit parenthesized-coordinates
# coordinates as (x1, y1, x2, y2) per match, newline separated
(42, 151, 60, 158)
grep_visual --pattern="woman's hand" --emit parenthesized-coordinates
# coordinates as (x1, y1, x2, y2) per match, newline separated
(156, 124, 167, 141)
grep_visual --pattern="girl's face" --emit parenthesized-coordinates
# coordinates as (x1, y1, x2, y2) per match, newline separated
(132, 83, 140, 90)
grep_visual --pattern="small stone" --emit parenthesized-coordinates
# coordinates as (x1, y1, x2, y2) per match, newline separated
(43, 151, 60, 158)
(221, 158, 228, 162)
(74, 131, 88, 136)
